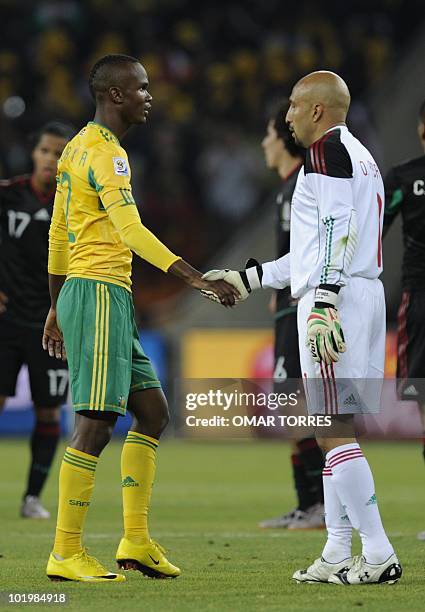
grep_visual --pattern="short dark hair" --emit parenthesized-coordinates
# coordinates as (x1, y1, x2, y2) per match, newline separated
(419, 99, 425, 123)
(89, 54, 140, 100)
(269, 98, 303, 158)
(30, 121, 75, 149)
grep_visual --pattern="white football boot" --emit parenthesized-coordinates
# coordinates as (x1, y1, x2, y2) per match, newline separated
(329, 554, 402, 585)
(293, 556, 353, 583)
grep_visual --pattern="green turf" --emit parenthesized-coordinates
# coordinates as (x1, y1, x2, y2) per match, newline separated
(0, 439, 424, 611)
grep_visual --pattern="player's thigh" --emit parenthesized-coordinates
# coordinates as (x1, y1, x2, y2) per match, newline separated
(0, 318, 25, 398)
(130, 321, 163, 395)
(25, 326, 69, 407)
(57, 278, 133, 415)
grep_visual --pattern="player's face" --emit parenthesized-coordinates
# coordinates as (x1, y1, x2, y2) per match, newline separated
(286, 87, 314, 148)
(122, 63, 152, 125)
(262, 120, 284, 169)
(32, 134, 67, 186)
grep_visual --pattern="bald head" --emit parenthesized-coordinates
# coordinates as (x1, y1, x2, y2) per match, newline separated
(286, 71, 351, 147)
(295, 71, 351, 118)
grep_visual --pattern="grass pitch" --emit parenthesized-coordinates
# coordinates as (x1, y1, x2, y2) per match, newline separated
(0, 439, 424, 611)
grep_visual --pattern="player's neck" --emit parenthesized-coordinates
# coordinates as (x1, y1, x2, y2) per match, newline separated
(93, 109, 129, 141)
(310, 121, 346, 146)
(277, 152, 303, 181)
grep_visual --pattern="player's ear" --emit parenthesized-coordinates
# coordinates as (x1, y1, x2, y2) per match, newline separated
(109, 86, 123, 104)
(312, 103, 323, 123)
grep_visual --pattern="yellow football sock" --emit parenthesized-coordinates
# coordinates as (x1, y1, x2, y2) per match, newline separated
(121, 431, 158, 544)
(53, 447, 98, 559)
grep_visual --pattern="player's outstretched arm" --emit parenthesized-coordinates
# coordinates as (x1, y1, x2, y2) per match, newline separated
(169, 259, 240, 307)
(201, 259, 263, 304)
(201, 254, 292, 304)
(107, 205, 239, 306)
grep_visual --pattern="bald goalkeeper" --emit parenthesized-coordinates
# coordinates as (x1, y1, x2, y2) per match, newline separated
(203, 71, 402, 586)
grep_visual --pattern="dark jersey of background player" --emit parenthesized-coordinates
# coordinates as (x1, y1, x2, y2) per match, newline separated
(0, 122, 73, 519)
(0, 174, 56, 327)
(384, 154, 425, 289)
(383, 100, 425, 510)
(275, 168, 302, 317)
(258, 100, 324, 530)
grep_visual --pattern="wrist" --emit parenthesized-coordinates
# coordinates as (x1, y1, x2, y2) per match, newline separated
(314, 284, 340, 308)
(240, 259, 263, 292)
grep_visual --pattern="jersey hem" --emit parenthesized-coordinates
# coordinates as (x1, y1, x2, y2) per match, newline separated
(66, 273, 131, 292)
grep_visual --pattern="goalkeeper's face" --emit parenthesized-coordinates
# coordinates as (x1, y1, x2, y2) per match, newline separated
(121, 63, 152, 125)
(286, 87, 315, 148)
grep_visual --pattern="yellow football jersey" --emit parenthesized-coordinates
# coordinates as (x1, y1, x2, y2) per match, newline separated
(49, 121, 179, 289)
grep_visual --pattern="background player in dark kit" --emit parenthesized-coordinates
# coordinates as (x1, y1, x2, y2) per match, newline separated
(258, 100, 325, 530)
(383, 99, 425, 540)
(0, 122, 73, 518)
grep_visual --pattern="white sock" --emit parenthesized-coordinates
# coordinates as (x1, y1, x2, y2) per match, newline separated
(321, 461, 353, 563)
(327, 443, 394, 564)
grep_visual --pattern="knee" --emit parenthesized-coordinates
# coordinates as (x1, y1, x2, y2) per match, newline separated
(158, 396, 170, 433)
(71, 413, 117, 457)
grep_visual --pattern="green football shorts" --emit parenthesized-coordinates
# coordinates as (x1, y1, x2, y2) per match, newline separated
(57, 277, 161, 415)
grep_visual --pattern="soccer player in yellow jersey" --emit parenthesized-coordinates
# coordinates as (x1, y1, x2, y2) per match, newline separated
(42, 54, 238, 583)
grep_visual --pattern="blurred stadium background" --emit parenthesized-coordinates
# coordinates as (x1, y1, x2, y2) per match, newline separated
(0, 0, 424, 438)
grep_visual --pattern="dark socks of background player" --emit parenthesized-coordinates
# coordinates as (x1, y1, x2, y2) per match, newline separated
(24, 419, 60, 498)
(292, 438, 325, 511)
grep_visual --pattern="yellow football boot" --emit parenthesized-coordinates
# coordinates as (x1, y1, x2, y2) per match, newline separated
(47, 549, 126, 583)
(116, 538, 181, 578)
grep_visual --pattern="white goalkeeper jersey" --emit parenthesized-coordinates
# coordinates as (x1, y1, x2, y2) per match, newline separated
(262, 125, 384, 298)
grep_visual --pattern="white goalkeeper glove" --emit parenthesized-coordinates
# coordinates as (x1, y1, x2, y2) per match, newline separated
(307, 284, 346, 364)
(201, 259, 262, 304)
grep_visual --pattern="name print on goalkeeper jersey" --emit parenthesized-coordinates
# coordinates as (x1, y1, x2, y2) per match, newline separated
(288, 126, 384, 299)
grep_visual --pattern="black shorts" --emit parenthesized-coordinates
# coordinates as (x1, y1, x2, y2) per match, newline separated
(397, 290, 425, 402)
(273, 311, 302, 393)
(0, 318, 69, 407)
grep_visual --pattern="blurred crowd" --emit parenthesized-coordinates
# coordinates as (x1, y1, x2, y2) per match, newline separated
(0, 0, 422, 322)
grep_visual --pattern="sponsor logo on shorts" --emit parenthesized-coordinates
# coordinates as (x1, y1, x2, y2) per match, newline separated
(122, 476, 139, 487)
(343, 393, 358, 407)
(403, 384, 419, 396)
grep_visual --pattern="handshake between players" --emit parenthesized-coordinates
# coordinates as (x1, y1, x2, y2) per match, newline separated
(201, 260, 346, 365)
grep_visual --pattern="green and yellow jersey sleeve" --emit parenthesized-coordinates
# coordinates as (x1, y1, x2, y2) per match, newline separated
(48, 178, 70, 275)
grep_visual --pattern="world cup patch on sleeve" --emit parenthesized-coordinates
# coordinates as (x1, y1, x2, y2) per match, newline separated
(113, 157, 129, 176)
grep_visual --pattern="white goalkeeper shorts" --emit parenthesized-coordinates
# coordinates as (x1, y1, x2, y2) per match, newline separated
(297, 277, 385, 415)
